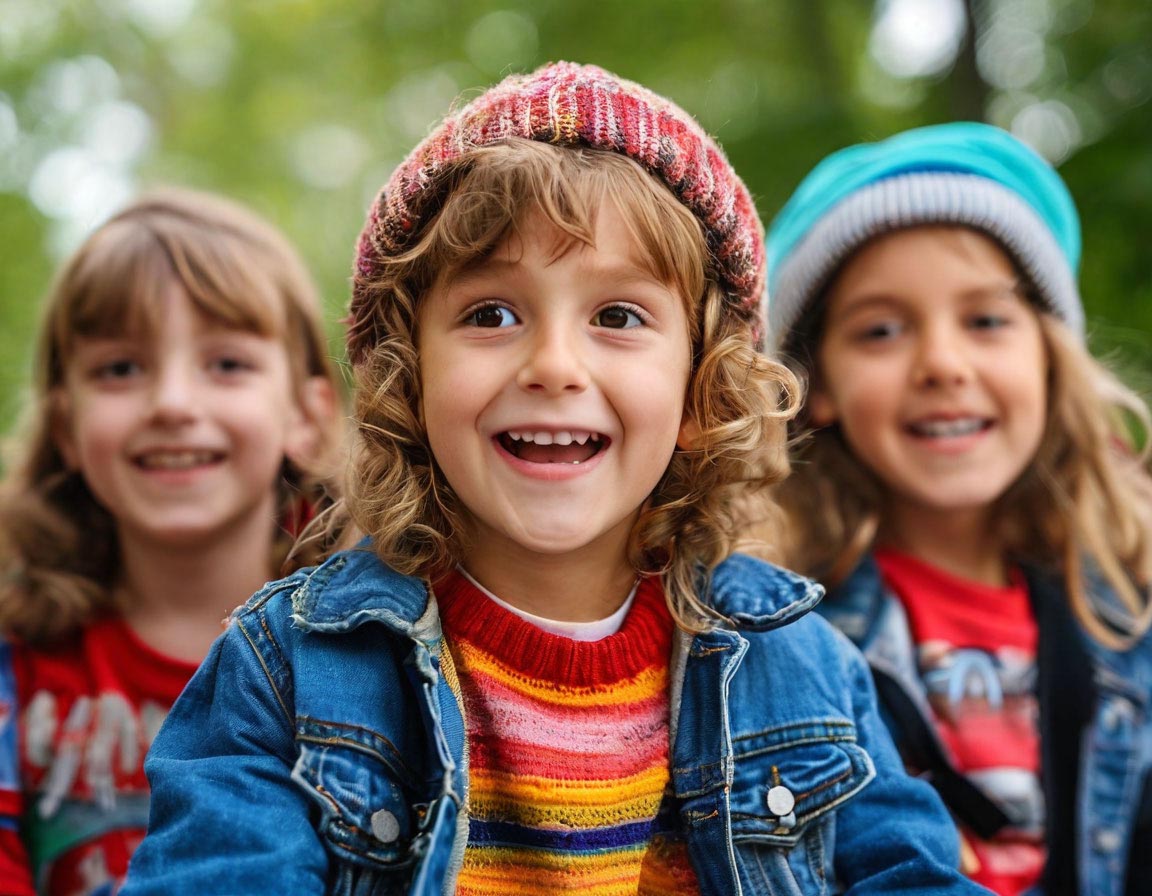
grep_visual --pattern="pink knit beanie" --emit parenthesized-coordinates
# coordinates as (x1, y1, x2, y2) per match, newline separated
(346, 61, 765, 363)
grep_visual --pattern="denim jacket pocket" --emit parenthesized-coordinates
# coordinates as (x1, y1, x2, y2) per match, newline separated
(729, 722, 874, 896)
(292, 718, 421, 895)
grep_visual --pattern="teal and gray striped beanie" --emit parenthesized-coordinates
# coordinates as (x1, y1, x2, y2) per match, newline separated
(766, 122, 1084, 350)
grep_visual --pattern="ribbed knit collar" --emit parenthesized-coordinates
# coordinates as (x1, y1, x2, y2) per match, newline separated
(434, 570, 673, 687)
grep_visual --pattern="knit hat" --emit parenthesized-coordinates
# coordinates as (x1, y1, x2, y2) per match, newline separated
(347, 61, 765, 363)
(766, 122, 1084, 350)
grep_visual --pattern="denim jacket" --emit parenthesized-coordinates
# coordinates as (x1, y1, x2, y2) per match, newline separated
(817, 553, 1152, 896)
(122, 547, 987, 895)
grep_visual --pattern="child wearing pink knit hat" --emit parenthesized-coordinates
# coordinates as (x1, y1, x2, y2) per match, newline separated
(123, 63, 983, 895)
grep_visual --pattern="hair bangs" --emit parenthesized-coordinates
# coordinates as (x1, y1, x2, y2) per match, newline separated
(411, 141, 706, 320)
(48, 213, 287, 384)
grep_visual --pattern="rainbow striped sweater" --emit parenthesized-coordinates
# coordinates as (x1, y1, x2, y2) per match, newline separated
(435, 570, 699, 895)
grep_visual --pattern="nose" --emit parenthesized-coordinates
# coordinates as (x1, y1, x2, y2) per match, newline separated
(515, 321, 590, 395)
(149, 359, 201, 424)
(912, 321, 972, 389)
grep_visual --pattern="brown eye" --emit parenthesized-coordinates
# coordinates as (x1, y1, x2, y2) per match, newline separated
(468, 305, 516, 328)
(594, 305, 643, 329)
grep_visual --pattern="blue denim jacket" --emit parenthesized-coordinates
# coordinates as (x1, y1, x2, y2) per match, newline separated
(817, 553, 1152, 896)
(122, 547, 987, 895)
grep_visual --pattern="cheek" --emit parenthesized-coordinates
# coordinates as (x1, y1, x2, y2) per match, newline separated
(815, 347, 902, 425)
(1007, 332, 1050, 441)
(619, 365, 689, 452)
(66, 407, 121, 459)
(1014, 368, 1050, 452)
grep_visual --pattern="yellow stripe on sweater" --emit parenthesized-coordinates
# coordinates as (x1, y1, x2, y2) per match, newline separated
(457, 844, 649, 896)
(453, 639, 668, 707)
(469, 766, 669, 827)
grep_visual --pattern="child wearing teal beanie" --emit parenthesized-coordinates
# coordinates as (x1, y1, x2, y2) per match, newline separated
(764, 122, 1152, 896)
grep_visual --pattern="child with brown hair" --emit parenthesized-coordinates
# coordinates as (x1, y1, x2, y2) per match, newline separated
(123, 64, 984, 895)
(0, 188, 344, 895)
(765, 122, 1152, 895)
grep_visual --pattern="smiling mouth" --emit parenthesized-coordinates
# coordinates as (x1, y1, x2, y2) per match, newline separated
(135, 450, 224, 471)
(906, 418, 992, 438)
(497, 430, 608, 464)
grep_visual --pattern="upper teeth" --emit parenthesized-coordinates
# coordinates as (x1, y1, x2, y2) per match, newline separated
(139, 451, 216, 470)
(912, 419, 984, 437)
(506, 430, 599, 446)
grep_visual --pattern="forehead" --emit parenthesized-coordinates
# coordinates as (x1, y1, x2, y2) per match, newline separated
(416, 145, 706, 318)
(432, 202, 700, 331)
(845, 226, 1015, 278)
(827, 225, 1020, 303)
(475, 204, 660, 274)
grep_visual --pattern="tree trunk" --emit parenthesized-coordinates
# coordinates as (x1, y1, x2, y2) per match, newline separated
(950, 0, 991, 121)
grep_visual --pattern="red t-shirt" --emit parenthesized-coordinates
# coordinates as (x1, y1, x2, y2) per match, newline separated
(0, 617, 198, 896)
(875, 548, 1045, 896)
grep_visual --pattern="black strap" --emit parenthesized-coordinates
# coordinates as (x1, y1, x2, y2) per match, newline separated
(1027, 566, 1094, 896)
(1125, 771, 1152, 896)
(871, 670, 1013, 840)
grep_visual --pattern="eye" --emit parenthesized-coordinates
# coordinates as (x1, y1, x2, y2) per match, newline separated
(854, 320, 902, 342)
(969, 313, 1010, 331)
(209, 355, 254, 375)
(465, 303, 518, 328)
(93, 358, 142, 380)
(592, 304, 645, 330)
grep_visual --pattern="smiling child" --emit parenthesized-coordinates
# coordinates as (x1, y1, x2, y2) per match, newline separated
(122, 64, 985, 896)
(765, 123, 1152, 895)
(0, 188, 342, 894)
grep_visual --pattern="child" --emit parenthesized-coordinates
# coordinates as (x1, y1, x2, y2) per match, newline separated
(0, 188, 344, 895)
(122, 63, 984, 895)
(764, 122, 1152, 896)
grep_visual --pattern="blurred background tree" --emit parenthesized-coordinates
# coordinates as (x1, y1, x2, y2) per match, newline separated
(1, 0, 1149, 430)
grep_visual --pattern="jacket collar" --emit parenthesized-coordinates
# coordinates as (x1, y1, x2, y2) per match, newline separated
(289, 547, 822, 637)
(703, 553, 823, 631)
(290, 544, 433, 639)
(819, 552, 887, 645)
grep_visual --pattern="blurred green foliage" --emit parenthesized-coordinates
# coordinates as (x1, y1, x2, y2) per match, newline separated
(1, 0, 1150, 432)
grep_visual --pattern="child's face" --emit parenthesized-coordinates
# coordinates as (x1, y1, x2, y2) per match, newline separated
(810, 226, 1048, 531)
(417, 202, 694, 577)
(54, 284, 320, 550)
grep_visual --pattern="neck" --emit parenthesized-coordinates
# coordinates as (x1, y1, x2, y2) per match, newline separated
(879, 502, 1008, 586)
(117, 516, 277, 663)
(461, 532, 637, 623)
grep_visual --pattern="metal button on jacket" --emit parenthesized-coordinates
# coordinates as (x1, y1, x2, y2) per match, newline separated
(767, 785, 796, 817)
(371, 809, 400, 843)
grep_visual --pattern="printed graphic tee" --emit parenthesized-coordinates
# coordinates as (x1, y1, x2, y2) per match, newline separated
(0, 616, 198, 896)
(875, 548, 1045, 896)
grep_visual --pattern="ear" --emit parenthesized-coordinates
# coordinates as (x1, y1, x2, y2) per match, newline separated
(676, 414, 702, 451)
(50, 389, 80, 471)
(807, 381, 838, 428)
(285, 376, 339, 466)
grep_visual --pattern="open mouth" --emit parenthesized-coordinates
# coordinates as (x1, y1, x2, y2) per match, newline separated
(135, 450, 224, 471)
(906, 418, 992, 438)
(497, 430, 608, 464)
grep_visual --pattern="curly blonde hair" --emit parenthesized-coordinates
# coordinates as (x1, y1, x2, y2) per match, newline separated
(346, 139, 799, 631)
(0, 188, 345, 647)
(772, 278, 1152, 650)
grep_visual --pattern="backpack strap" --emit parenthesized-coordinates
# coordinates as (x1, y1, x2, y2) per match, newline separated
(872, 670, 1012, 840)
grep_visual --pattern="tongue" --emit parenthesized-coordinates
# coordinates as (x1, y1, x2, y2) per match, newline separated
(517, 442, 597, 464)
